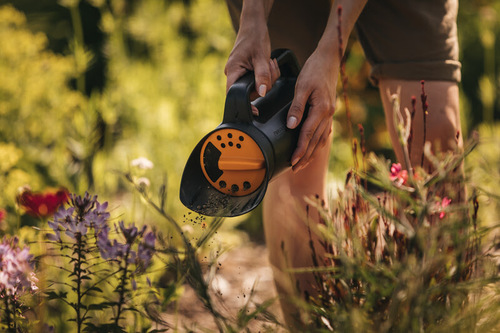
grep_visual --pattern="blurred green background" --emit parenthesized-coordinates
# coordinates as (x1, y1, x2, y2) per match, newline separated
(0, 0, 499, 240)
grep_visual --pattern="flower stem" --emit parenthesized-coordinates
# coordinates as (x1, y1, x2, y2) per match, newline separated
(3, 294, 12, 332)
(114, 247, 131, 327)
(75, 236, 84, 333)
(420, 81, 428, 167)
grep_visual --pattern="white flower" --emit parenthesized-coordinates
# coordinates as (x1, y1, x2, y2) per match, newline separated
(137, 177, 151, 188)
(131, 157, 154, 170)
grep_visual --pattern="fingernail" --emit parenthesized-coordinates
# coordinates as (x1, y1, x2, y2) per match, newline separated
(291, 156, 299, 166)
(258, 84, 267, 97)
(287, 116, 297, 129)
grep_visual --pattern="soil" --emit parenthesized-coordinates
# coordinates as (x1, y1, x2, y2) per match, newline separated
(162, 243, 285, 332)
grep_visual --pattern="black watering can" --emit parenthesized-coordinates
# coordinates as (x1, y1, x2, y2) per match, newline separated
(180, 49, 306, 217)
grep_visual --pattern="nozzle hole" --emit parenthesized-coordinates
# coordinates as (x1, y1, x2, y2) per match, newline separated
(228, 133, 233, 138)
(221, 143, 226, 148)
(228, 141, 233, 147)
(236, 143, 241, 149)
(219, 181, 226, 188)
(243, 181, 251, 190)
(239, 136, 244, 141)
(216, 135, 222, 140)
(231, 184, 239, 192)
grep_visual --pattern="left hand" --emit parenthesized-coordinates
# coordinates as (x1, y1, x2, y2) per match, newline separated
(287, 48, 338, 172)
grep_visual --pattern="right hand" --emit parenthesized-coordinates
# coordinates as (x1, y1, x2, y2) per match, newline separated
(224, 25, 280, 115)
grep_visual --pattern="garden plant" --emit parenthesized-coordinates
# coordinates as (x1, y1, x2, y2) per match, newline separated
(0, 0, 499, 332)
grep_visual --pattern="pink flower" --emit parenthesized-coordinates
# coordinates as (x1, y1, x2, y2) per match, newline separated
(0, 237, 36, 295)
(0, 209, 6, 223)
(439, 197, 452, 219)
(389, 163, 408, 186)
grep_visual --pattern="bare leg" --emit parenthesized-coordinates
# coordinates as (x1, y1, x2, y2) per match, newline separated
(262, 127, 332, 326)
(380, 78, 466, 211)
(379, 79, 462, 170)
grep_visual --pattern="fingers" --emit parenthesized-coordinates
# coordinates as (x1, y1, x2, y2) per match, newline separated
(226, 57, 281, 117)
(287, 83, 310, 130)
(251, 104, 259, 116)
(249, 59, 281, 116)
(249, 58, 281, 105)
(225, 65, 249, 93)
(253, 55, 273, 98)
(292, 119, 332, 172)
(226, 57, 281, 100)
(290, 98, 335, 171)
(270, 58, 280, 86)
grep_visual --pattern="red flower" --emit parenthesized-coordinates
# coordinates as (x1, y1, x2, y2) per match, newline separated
(17, 188, 69, 218)
(0, 209, 6, 223)
(389, 163, 408, 186)
(438, 197, 452, 219)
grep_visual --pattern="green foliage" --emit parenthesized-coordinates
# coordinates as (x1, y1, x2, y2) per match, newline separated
(0, 0, 236, 220)
(0, 0, 499, 332)
(0, 4, 86, 209)
(123, 172, 281, 332)
(291, 95, 500, 332)
(84, 0, 235, 217)
(458, 0, 500, 129)
(39, 193, 165, 333)
(467, 124, 500, 229)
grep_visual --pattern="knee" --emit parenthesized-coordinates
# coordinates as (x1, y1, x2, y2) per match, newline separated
(425, 104, 462, 151)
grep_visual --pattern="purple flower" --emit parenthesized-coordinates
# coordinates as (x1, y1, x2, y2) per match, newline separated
(71, 192, 97, 215)
(64, 216, 88, 240)
(137, 232, 155, 270)
(97, 221, 156, 271)
(47, 220, 61, 242)
(118, 221, 146, 245)
(84, 201, 110, 234)
(97, 225, 126, 260)
(46, 193, 110, 243)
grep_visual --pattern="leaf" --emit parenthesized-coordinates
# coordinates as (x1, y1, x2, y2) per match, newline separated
(122, 306, 141, 314)
(87, 303, 110, 311)
(84, 323, 127, 333)
(158, 182, 167, 212)
(45, 290, 68, 300)
(86, 286, 103, 293)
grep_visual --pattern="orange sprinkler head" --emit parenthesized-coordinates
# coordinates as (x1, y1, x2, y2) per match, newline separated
(200, 129, 266, 197)
(180, 49, 303, 217)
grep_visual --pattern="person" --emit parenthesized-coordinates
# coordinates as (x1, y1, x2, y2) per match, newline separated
(223, 0, 463, 326)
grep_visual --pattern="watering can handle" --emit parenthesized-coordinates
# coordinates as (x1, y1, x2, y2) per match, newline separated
(223, 49, 300, 123)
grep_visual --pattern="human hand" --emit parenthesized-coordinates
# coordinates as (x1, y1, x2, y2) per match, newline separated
(287, 49, 338, 172)
(224, 23, 281, 115)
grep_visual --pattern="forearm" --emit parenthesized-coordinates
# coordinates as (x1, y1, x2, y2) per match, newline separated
(317, 0, 368, 59)
(239, 0, 274, 30)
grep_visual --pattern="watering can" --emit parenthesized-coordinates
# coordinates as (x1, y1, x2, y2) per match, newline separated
(179, 49, 306, 217)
